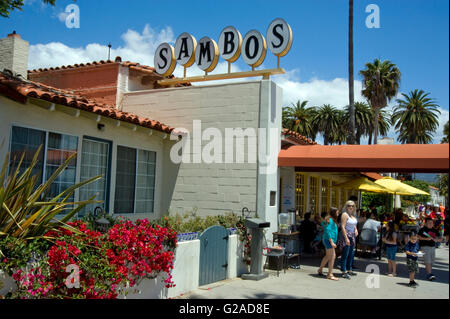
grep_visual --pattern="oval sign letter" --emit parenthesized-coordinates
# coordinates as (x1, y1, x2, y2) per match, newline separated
(242, 30, 267, 68)
(154, 43, 177, 76)
(195, 36, 219, 73)
(175, 33, 197, 67)
(218, 26, 242, 63)
(267, 18, 293, 57)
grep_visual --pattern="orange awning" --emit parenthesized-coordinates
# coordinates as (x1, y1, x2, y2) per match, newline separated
(278, 144, 449, 173)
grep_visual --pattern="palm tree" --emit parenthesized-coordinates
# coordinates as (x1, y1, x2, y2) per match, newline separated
(334, 109, 348, 145)
(283, 100, 317, 140)
(442, 120, 449, 143)
(367, 108, 391, 144)
(348, 0, 356, 144)
(360, 59, 401, 144)
(345, 102, 372, 144)
(312, 104, 341, 145)
(282, 106, 293, 129)
(376, 109, 392, 138)
(392, 89, 441, 144)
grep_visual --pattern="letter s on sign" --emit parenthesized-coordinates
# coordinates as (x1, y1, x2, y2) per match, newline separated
(154, 43, 177, 76)
(267, 18, 293, 57)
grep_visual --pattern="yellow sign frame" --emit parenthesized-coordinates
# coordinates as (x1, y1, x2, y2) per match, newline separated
(157, 67, 285, 86)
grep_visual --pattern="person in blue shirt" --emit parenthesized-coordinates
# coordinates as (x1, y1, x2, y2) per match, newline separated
(405, 232, 421, 287)
(317, 207, 339, 281)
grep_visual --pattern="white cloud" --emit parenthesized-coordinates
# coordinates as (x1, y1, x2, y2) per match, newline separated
(28, 24, 175, 70)
(273, 69, 365, 108)
(431, 108, 448, 143)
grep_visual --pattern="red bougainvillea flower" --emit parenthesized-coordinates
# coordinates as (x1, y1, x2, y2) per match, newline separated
(9, 219, 177, 298)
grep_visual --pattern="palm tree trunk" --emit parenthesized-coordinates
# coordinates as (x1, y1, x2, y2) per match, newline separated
(348, 0, 356, 145)
(368, 132, 372, 145)
(356, 131, 361, 145)
(373, 108, 380, 144)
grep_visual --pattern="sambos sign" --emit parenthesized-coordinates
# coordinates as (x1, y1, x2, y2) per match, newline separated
(154, 18, 293, 76)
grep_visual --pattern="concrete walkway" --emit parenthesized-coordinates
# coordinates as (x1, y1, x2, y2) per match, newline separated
(178, 245, 449, 299)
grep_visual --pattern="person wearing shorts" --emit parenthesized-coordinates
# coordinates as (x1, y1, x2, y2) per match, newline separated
(418, 218, 443, 281)
(383, 221, 398, 276)
(405, 233, 420, 287)
(317, 208, 339, 281)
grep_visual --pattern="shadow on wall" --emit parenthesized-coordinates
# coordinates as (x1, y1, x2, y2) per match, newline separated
(162, 141, 181, 215)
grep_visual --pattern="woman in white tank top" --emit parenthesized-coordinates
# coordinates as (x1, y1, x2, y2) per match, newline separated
(339, 200, 359, 279)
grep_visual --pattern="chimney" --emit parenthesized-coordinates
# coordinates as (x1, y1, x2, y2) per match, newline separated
(0, 31, 29, 78)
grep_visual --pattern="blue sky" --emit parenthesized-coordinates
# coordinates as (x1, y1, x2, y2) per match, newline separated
(2, 0, 449, 142)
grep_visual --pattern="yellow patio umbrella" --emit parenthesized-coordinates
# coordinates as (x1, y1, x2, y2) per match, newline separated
(374, 177, 430, 196)
(335, 177, 395, 194)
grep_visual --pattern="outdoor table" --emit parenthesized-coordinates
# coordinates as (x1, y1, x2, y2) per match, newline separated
(272, 232, 301, 269)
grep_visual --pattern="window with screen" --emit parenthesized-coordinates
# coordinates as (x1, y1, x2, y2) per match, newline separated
(9, 126, 78, 202)
(9, 126, 46, 184)
(114, 146, 156, 214)
(45, 132, 78, 201)
(79, 138, 110, 216)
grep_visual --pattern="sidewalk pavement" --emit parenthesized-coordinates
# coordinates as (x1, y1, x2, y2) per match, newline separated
(178, 245, 449, 299)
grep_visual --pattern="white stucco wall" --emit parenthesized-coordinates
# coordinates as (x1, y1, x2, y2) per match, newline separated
(0, 96, 174, 219)
(256, 81, 282, 236)
(167, 239, 201, 298)
(122, 81, 279, 219)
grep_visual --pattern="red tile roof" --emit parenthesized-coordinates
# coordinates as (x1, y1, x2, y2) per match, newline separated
(0, 71, 176, 134)
(28, 58, 190, 86)
(281, 128, 317, 146)
(28, 59, 152, 74)
(360, 172, 384, 180)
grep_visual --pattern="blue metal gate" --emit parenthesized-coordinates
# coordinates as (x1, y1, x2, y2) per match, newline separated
(199, 225, 229, 286)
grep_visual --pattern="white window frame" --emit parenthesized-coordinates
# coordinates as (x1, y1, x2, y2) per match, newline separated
(8, 124, 79, 193)
(115, 145, 157, 214)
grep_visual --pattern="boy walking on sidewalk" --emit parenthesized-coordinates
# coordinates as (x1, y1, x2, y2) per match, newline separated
(418, 218, 443, 281)
(405, 233, 421, 287)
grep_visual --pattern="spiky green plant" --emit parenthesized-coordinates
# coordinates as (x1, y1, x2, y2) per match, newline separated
(0, 146, 101, 253)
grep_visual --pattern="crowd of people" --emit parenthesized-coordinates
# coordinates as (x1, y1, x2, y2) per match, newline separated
(298, 198, 448, 287)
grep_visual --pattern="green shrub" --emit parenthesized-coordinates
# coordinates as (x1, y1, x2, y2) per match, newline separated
(361, 192, 393, 213)
(156, 211, 241, 234)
